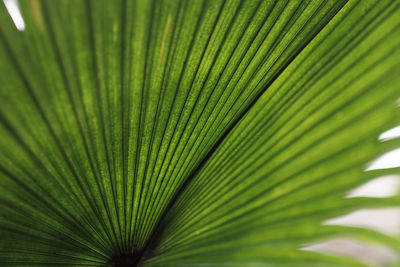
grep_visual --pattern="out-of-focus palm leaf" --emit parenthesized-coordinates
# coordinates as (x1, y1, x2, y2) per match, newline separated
(0, 0, 399, 266)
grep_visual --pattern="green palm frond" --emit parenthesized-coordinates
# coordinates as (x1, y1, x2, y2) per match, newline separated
(0, 0, 399, 266)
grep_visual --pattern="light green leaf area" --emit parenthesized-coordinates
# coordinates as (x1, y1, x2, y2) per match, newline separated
(0, 0, 399, 266)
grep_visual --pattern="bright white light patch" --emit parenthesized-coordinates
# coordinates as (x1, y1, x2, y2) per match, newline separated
(301, 238, 398, 266)
(347, 175, 400, 198)
(323, 208, 400, 236)
(379, 126, 400, 141)
(366, 148, 400, 170)
(3, 0, 25, 31)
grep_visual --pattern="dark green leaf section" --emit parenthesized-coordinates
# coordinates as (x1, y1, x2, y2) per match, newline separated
(146, 0, 400, 265)
(0, 0, 398, 266)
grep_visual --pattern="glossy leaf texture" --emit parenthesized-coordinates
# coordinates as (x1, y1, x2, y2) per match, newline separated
(0, 0, 399, 266)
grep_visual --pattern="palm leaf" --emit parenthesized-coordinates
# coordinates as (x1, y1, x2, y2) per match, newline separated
(0, 0, 399, 266)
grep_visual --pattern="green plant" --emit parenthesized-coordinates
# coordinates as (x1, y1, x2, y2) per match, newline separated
(0, 0, 399, 266)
